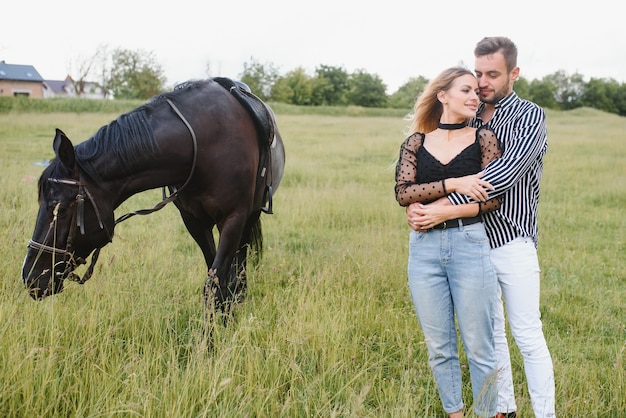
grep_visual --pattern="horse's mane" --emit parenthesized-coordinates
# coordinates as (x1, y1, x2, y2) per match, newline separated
(74, 105, 159, 182)
(73, 80, 213, 182)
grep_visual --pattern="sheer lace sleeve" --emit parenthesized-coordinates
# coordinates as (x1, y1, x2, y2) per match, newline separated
(394, 132, 447, 207)
(478, 127, 502, 167)
(477, 127, 503, 214)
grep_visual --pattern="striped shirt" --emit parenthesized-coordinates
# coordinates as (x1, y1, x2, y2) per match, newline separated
(448, 91, 548, 248)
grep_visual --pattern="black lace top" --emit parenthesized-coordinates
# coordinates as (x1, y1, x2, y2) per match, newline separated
(395, 127, 502, 213)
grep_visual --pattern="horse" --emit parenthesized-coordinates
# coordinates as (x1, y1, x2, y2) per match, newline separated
(21, 78, 285, 317)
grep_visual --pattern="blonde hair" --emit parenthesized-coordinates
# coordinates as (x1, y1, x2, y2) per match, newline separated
(408, 66, 474, 134)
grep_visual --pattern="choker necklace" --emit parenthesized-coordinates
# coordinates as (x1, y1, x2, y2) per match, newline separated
(438, 121, 467, 130)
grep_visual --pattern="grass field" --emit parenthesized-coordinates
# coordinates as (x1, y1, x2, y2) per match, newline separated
(0, 107, 624, 417)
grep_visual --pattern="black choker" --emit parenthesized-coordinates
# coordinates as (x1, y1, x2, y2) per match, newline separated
(438, 122, 467, 130)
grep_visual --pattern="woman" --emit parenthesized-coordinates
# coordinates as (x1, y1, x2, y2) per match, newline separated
(395, 67, 502, 418)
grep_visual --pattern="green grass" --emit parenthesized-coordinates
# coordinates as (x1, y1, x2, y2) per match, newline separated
(0, 107, 624, 417)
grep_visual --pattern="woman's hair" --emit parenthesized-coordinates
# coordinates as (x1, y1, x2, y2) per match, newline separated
(474, 36, 518, 73)
(408, 66, 474, 134)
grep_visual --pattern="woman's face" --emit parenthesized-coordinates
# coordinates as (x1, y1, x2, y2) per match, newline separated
(443, 74, 480, 119)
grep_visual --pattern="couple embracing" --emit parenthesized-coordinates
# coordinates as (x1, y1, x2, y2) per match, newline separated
(395, 36, 555, 418)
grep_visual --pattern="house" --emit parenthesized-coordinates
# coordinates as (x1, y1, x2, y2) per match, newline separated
(78, 80, 108, 99)
(43, 75, 108, 99)
(43, 76, 76, 98)
(0, 61, 45, 97)
(0, 61, 107, 99)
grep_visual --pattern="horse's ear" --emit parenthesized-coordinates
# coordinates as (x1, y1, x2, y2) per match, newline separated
(53, 128, 76, 170)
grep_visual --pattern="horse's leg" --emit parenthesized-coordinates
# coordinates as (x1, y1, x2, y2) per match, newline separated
(176, 209, 220, 345)
(209, 212, 250, 314)
(227, 212, 262, 304)
(177, 209, 217, 271)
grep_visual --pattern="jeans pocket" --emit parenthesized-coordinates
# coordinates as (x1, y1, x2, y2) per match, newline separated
(409, 230, 427, 246)
(461, 223, 489, 244)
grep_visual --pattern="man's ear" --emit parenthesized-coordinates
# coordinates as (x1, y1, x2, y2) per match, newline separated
(510, 66, 520, 82)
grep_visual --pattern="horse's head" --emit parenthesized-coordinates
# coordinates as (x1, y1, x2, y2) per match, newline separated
(22, 129, 114, 300)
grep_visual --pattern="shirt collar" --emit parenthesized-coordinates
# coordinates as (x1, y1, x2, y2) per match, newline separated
(497, 91, 518, 109)
(475, 91, 519, 121)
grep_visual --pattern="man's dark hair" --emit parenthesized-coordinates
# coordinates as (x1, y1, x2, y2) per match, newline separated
(475, 36, 518, 72)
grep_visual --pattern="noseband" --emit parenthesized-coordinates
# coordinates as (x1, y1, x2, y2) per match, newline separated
(27, 177, 111, 285)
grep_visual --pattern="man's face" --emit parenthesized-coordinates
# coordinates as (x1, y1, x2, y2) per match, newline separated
(474, 52, 518, 104)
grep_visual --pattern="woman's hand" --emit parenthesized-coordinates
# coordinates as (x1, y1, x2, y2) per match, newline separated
(446, 172, 493, 202)
(406, 200, 453, 231)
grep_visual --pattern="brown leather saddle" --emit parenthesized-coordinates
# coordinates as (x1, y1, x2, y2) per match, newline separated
(212, 77, 277, 214)
(212, 77, 275, 149)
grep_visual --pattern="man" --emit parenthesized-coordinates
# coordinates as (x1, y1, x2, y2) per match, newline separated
(407, 37, 556, 417)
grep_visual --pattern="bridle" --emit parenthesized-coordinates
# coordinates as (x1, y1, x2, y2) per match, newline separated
(27, 176, 112, 285)
(26, 98, 198, 288)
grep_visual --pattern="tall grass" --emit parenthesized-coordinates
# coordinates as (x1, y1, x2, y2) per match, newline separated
(0, 108, 623, 417)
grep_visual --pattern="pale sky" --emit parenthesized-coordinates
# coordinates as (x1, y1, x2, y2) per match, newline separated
(3, 0, 625, 94)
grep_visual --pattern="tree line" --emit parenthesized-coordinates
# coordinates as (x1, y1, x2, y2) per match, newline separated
(240, 58, 626, 116)
(71, 47, 626, 117)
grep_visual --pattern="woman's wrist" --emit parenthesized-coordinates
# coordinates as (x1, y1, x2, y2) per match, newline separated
(445, 178, 456, 193)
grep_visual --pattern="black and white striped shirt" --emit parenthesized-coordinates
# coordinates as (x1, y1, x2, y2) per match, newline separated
(448, 92, 548, 249)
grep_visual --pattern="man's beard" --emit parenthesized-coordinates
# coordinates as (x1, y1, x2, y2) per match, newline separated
(482, 79, 510, 104)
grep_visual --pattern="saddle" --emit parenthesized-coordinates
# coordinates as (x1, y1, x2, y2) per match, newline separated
(212, 77, 275, 149)
(212, 77, 277, 214)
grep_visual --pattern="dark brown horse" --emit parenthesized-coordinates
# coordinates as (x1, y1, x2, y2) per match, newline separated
(21, 78, 285, 314)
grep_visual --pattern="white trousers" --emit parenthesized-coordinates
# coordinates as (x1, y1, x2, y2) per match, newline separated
(490, 237, 556, 417)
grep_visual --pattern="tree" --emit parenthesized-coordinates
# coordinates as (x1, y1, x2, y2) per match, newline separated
(270, 67, 313, 105)
(239, 57, 279, 101)
(269, 77, 293, 104)
(513, 76, 530, 100)
(309, 76, 333, 106)
(107, 48, 166, 100)
(347, 70, 388, 108)
(388, 76, 429, 110)
(528, 79, 558, 109)
(542, 70, 585, 110)
(581, 78, 620, 114)
(311, 65, 349, 106)
(93, 45, 112, 98)
(67, 45, 108, 97)
(613, 82, 626, 116)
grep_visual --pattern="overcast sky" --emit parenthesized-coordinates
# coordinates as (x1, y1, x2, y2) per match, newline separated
(3, 0, 624, 93)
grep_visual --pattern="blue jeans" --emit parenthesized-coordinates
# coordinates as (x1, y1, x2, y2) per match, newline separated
(407, 222, 498, 417)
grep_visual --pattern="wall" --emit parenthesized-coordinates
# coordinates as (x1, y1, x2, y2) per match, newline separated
(0, 80, 44, 98)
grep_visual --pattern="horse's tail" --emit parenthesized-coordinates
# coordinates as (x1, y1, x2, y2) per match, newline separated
(225, 211, 262, 306)
(247, 211, 263, 266)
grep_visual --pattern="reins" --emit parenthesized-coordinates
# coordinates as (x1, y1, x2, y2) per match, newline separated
(114, 98, 198, 224)
(27, 98, 198, 287)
